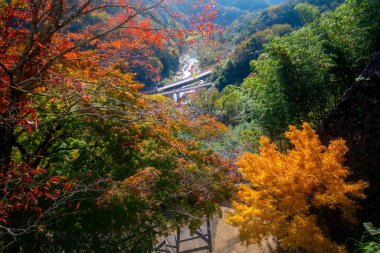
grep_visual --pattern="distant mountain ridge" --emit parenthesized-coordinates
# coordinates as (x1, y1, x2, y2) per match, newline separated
(217, 0, 285, 11)
(215, 0, 286, 25)
(173, 0, 286, 26)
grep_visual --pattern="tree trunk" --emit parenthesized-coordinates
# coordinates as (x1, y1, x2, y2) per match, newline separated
(0, 123, 15, 165)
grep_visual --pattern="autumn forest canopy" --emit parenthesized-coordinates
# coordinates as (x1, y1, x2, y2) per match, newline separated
(0, 0, 379, 252)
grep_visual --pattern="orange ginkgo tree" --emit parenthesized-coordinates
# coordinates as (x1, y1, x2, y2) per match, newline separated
(227, 122, 368, 253)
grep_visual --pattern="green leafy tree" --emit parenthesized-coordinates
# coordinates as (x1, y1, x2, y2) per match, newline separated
(294, 3, 320, 24)
(239, 0, 380, 144)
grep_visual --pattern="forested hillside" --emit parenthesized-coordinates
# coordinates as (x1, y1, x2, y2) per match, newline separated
(205, 0, 380, 138)
(209, 0, 345, 89)
(214, 0, 286, 25)
(174, 0, 286, 26)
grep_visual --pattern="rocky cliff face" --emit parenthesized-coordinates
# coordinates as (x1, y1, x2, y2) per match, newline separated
(318, 51, 380, 245)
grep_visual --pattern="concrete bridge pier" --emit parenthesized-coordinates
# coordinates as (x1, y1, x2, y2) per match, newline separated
(195, 87, 202, 96)
(172, 92, 181, 102)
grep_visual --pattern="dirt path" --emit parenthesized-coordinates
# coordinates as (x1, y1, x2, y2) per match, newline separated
(155, 207, 278, 253)
(212, 207, 278, 253)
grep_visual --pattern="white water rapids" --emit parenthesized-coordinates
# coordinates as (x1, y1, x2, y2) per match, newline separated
(174, 52, 199, 80)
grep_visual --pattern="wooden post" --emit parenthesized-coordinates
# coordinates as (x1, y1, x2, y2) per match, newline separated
(176, 227, 181, 253)
(207, 216, 213, 252)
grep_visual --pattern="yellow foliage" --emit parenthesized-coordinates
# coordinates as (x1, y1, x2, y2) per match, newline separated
(268, 4, 280, 12)
(146, 94, 171, 102)
(190, 115, 229, 141)
(227, 123, 367, 253)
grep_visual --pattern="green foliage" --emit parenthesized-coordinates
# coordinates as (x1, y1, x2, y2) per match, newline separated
(355, 223, 380, 253)
(211, 0, 347, 90)
(318, 0, 380, 75)
(237, 0, 380, 143)
(8, 91, 235, 252)
(294, 3, 320, 24)
(159, 48, 180, 79)
(212, 24, 293, 90)
(187, 85, 242, 127)
(239, 128, 262, 153)
(199, 0, 380, 160)
(214, 5, 245, 26)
